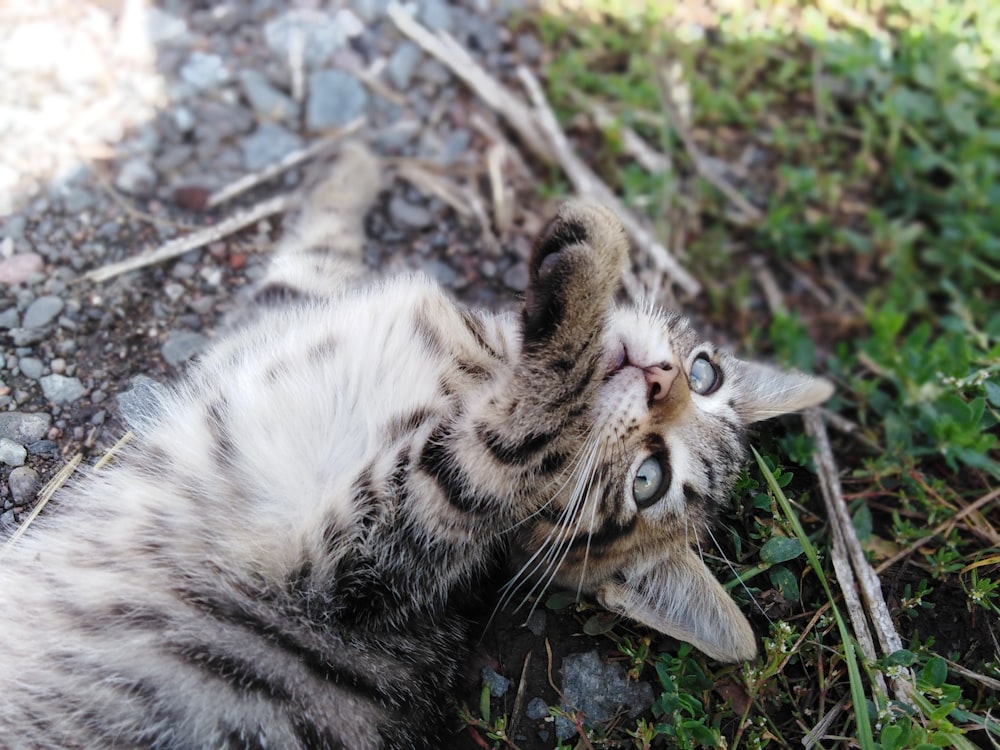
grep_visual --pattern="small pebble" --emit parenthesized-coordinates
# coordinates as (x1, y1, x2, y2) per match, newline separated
(0, 438, 27, 467)
(388, 197, 433, 230)
(0, 253, 44, 285)
(0, 412, 52, 443)
(115, 157, 157, 196)
(502, 263, 529, 292)
(17, 356, 43, 380)
(526, 697, 550, 720)
(481, 666, 510, 698)
(306, 70, 368, 131)
(22, 295, 65, 329)
(7, 466, 39, 506)
(161, 331, 209, 367)
(40, 374, 86, 405)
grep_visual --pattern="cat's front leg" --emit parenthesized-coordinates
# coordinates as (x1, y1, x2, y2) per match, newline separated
(446, 201, 630, 504)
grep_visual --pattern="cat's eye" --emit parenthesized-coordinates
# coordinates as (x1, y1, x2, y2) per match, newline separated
(689, 355, 721, 395)
(632, 454, 670, 508)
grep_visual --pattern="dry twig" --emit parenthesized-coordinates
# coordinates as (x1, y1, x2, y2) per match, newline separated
(518, 66, 701, 296)
(388, 2, 702, 297)
(207, 119, 364, 209)
(388, 2, 552, 162)
(656, 68, 763, 225)
(587, 100, 672, 175)
(85, 194, 293, 283)
(804, 409, 912, 705)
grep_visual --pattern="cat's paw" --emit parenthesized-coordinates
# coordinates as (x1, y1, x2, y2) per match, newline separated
(303, 142, 381, 221)
(523, 200, 629, 342)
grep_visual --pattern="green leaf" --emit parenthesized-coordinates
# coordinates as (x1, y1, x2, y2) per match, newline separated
(986, 380, 1000, 407)
(852, 502, 874, 541)
(922, 656, 949, 688)
(545, 591, 578, 610)
(886, 649, 918, 667)
(479, 683, 491, 724)
(768, 565, 800, 601)
(582, 613, 618, 635)
(880, 723, 903, 750)
(760, 536, 804, 564)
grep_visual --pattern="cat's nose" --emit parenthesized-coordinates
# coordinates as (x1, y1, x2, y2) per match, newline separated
(644, 365, 678, 402)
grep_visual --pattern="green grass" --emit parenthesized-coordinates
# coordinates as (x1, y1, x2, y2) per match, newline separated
(471, 0, 1000, 746)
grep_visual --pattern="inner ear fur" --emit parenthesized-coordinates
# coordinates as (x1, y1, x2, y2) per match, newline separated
(731, 360, 834, 424)
(597, 548, 757, 663)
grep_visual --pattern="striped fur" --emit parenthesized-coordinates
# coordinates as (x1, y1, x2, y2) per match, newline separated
(0, 145, 832, 748)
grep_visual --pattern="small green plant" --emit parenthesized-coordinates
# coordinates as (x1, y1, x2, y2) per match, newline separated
(648, 644, 723, 749)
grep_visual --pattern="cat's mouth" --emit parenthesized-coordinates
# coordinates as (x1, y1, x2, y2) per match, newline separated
(604, 344, 677, 403)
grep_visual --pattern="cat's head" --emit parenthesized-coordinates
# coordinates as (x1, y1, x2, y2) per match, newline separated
(514, 205, 833, 662)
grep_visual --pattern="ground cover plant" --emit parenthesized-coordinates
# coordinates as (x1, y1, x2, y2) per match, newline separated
(465, 1, 1000, 747)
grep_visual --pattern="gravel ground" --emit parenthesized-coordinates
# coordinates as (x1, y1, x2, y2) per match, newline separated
(0, 1, 659, 747)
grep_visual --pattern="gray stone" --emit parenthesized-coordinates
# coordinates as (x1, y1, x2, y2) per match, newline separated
(556, 650, 655, 740)
(241, 123, 303, 171)
(264, 9, 349, 69)
(115, 157, 157, 196)
(59, 184, 96, 213)
(0, 306, 20, 328)
(502, 262, 528, 292)
(441, 128, 470, 166)
(7, 466, 39, 506)
(0, 438, 27, 467)
(419, 0, 453, 31)
(116, 375, 167, 431)
(172, 106, 196, 133)
(481, 666, 510, 698)
(351, 0, 390, 23)
(162, 331, 208, 367)
(17, 356, 43, 380)
(525, 608, 546, 636)
(40, 374, 86, 405)
(22, 295, 64, 328)
(306, 70, 368, 131)
(387, 42, 422, 90)
(145, 6, 190, 45)
(238, 70, 298, 122)
(180, 52, 229, 90)
(424, 259, 456, 287)
(388, 197, 433, 229)
(526, 697, 550, 721)
(0, 412, 51, 443)
(27, 439, 59, 457)
(9, 328, 45, 346)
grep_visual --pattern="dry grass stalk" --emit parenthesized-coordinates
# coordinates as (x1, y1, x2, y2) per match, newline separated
(207, 119, 365, 209)
(85, 194, 293, 283)
(388, 2, 702, 297)
(804, 409, 913, 705)
(517, 66, 702, 296)
(656, 67, 763, 225)
(0, 453, 82, 561)
(388, 2, 552, 163)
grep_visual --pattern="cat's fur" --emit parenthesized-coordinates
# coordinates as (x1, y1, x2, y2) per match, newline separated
(0, 145, 832, 749)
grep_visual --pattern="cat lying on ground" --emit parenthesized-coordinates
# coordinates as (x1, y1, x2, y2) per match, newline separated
(0, 144, 831, 748)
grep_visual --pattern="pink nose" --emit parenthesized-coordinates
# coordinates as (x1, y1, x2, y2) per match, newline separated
(644, 365, 678, 402)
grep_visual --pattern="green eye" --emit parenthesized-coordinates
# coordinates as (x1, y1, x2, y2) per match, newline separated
(690, 356, 720, 395)
(633, 454, 669, 508)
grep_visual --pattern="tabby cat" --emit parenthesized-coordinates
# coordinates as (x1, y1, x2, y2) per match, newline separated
(0, 145, 832, 748)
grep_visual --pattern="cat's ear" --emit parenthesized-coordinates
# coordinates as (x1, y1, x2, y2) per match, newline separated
(728, 360, 834, 423)
(597, 548, 757, 662)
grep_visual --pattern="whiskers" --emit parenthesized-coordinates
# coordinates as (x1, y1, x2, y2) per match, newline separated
(702, 524, 772, 624)
(490, 431, 608, 627)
